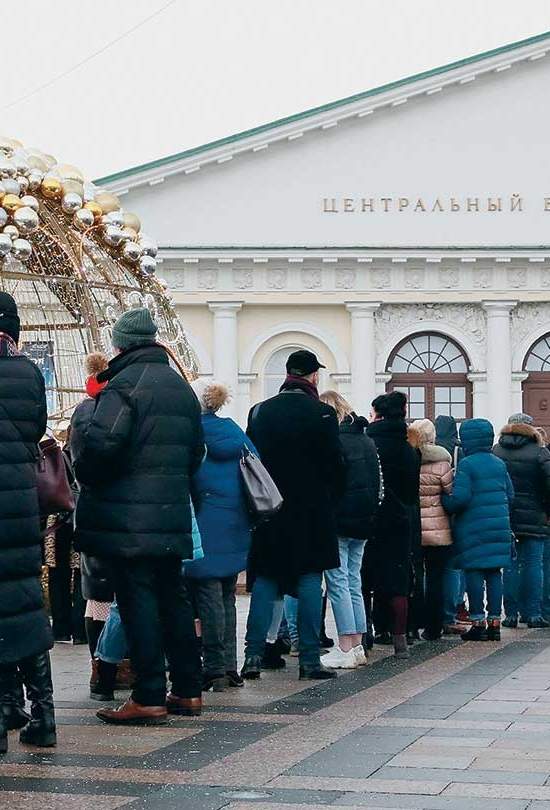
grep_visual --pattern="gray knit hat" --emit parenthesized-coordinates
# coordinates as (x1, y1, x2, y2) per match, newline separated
(112, 307, 158, 350)
(508, 412, 534, 425)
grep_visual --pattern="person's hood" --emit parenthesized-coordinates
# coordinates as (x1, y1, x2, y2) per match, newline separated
(499, 422, 543, 449)
(420, 444, 452, 465)
(435, 415, 459, 454)
(460, 418, 494, 456)
(407, 424, 423, 449)
(340, 413, 369, 434)
(202, 413, 246, 460)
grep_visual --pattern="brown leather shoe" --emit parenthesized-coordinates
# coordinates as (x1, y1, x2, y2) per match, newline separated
(96, 698, 167, 725)
(166, 693, 202, 717)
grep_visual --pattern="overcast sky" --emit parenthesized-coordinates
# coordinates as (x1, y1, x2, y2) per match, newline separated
(3, 1, 550, 180)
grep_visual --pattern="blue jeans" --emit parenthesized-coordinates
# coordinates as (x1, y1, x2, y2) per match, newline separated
(465, 568, 503, 621)
(543, 542, 550, 620)
(96, 602, 128, 665)
(442, 567, 465, 624)
(504, 538, 544, 621)
(245, 574, 322, 667)
(325, 538, 367, 636)
(284, 596, 299, 645)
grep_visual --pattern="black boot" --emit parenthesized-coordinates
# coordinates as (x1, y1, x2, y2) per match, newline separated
(262, 641, 286, 670)
(18, 653, 57, 747)
(0, 665, 14, 755)
(3, 668, 30, 731)
(241, 655, 262, 680)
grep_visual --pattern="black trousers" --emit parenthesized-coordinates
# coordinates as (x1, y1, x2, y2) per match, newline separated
(48, 567, 86, 642)
(423, 546, 452, 638)
(112, 557, 202, 706)
(189, 575, 238, 675)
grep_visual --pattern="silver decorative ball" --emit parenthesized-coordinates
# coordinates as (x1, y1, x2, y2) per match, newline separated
(139, 235, 158, 258)
(121, 240, 142, 264)
(28, 171, 43, 191)
(13, 156, 30, 175)
(83, 181, 98, 202)
(0, 233, 12, 257)
(103, 210, 124, 228)
(139, 254, 157, 274)
(20, 195, 39, 212)
(11, 238, 32, 261)
(3, 225, 19, 240)
(16, 175, 29, 194)
(0, 207, 7, 228)
(74, 207, 94, 230)
(2, 178, 20, 196)
(13, 206, 40, 235)
(61, 192, 83, 214)
(103, 225, 125, 247)
(0, 157, 16, 178)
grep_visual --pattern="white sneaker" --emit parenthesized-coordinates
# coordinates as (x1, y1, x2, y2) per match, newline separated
(353, 644, 368, 666)
(320, 646, 358, 669)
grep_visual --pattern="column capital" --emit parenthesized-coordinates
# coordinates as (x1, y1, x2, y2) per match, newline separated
(482, 300, 518, 314)
(346, 301, 382, 315)
(208, 301, 243, 314)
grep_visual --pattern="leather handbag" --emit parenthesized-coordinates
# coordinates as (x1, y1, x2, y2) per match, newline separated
(36, 436, 76, 516)
(240, 446, 283, 520)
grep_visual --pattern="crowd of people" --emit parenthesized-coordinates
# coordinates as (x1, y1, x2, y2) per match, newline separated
(2, 291, 550, 750)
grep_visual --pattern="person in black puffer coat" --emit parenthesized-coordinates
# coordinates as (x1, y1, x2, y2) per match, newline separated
(0, 292, 56, 753)
(319, 391, 381, 670)
(73, 308, 205, 725)
(367, 391, 421, 659)
(494, 413, 550, 628)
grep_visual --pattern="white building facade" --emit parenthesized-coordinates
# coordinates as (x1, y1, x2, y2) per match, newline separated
(97, 32, 550, 431)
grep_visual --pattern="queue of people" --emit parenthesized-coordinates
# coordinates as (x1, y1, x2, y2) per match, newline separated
(2, 290, 550, 746)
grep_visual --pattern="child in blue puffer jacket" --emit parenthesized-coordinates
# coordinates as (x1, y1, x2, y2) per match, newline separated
(442, 419, 514, 641)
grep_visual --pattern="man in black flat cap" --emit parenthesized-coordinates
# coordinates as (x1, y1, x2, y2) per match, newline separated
(242, 350, 345, 680)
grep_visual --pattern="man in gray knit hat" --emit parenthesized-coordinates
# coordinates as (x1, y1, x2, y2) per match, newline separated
(73, 308, 205, 724)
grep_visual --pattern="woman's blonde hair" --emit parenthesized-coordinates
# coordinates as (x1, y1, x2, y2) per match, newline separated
(191, 378, 231, 413)
(319, 390, 354, 423)
(410, 418, 436, 447)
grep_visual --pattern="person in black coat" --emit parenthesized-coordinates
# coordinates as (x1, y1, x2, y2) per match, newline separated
(0, 292, 56, 753)
(494, 413, 550, 628)
(73, 308, 205, 725)
(319, 391, 381, 670)
(367, 391, 421, 659)
(242, 350, 346, 680)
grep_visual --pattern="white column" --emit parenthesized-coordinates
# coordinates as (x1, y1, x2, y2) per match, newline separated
(208, 302, 242, 418)
(467, 372, 488, 419)
(346, 302, 381, 416)
(482, 301, 517, 431)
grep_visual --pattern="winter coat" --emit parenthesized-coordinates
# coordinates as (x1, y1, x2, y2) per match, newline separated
(246, 384, 346, 594)
(418, 444, 453, 547)
(442, 419, 514, 571)
(367, 418, 421, 596)
(493, 423, 550, 539)
(0, 350, 53, 664)
(337, 415, 381, 540)
(435, 415, 463, 468)
(74, 344, 204, 560)
(185, 413, 256, 579)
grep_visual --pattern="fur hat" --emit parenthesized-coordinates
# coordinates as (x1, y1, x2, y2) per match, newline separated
(191, 379, 231, 414)
(85, 351, 109, 399)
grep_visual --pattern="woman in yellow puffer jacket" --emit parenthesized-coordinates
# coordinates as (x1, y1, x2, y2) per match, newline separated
(409, 419, 454, 640)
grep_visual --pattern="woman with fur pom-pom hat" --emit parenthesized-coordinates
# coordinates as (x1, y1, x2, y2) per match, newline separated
(185, 379, 258, 691)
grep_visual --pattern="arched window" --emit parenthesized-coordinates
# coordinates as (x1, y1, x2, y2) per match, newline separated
(387, 332, 471, 422)
(524, 336, 550, 372)
(522, 336, 550, 434)
(264, 346, 304, 399)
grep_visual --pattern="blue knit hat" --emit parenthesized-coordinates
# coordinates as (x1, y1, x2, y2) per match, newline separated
(112, 307, 158, 350)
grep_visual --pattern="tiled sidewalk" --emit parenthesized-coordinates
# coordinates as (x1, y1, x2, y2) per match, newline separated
(2, 598, 550, 809)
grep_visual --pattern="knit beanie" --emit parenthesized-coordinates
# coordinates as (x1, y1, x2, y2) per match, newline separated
(0, 292, 20, 343)
(111, 307, 158, 351)
(508, 412, 534, 425)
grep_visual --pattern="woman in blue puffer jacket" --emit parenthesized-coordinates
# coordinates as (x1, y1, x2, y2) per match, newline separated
(442, 419, 514, 642)
(185, 380, 257, 691)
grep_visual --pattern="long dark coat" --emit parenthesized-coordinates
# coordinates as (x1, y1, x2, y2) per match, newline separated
(73, 344, 204, 560)
(337, 415, 381, 539)
(493, 422, 550, 540)
(247, 387, 346, 594)
(367, 418, 421, 596)
(0, 351, 53, 664)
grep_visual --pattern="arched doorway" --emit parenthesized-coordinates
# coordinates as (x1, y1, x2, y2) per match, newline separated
(523, 335, 550, 434)
(386, 332, 472, 422)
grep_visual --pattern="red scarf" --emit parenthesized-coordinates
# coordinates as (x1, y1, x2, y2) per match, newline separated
(279, 374, 319, 400)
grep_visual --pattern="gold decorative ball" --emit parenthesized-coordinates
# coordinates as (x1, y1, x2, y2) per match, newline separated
(122, 211, 141, 233)
(41, 176, 63, 199)
(3, 193, 24, 214)
(56, 163, 84, 182)
(95, 191, 120, 214)
(83, 200, 102, 223)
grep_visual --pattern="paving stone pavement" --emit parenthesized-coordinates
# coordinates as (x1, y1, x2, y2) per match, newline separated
(4, 598, 550, 809)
